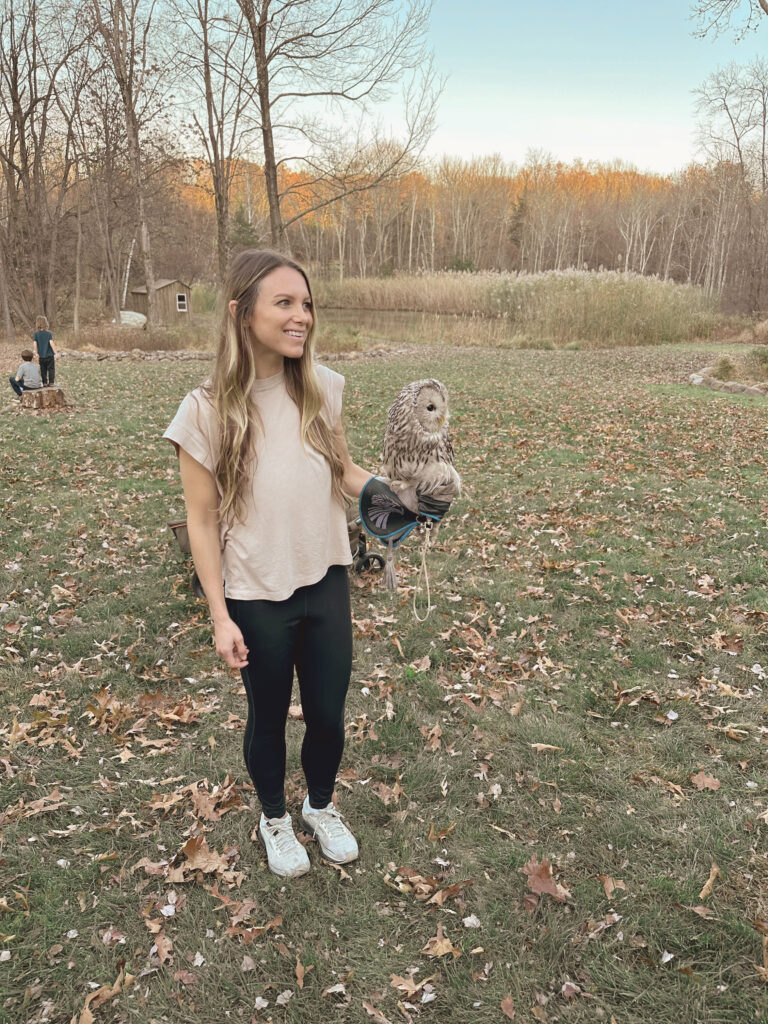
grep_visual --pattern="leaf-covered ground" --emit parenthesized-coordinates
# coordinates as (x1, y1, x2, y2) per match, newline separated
(1, 342, 767, 1024)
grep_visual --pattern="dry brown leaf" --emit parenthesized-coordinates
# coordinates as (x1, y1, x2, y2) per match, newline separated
(687, 905, 715, 919)
(426, 821, 456, 841)
(690, 771, 721, 791)
(421, 922, 461, 959)
(295, 958, 314, 988)
(523, 892, 539, 914)
(598, 875, 627, 899)
(698, 862, 720, 900)
(529, 743, 564, 753)
(154, 930, 173, 964)
(180, 835, 231, 874)
(390, 973, 436, 997)
(362, 1001, 393, 1024)
(501, 994, 516, 1019)
(522, 856, 571, 903)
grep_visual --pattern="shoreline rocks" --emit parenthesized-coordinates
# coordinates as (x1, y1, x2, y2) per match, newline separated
(689, 365, 768, 397)
(61, 348, 213, 361)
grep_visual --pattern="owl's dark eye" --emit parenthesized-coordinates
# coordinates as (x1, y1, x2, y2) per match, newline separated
(427, 404, 436, 412)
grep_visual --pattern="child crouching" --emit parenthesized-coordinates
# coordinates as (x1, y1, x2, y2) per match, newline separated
(9, 350, 43, 398)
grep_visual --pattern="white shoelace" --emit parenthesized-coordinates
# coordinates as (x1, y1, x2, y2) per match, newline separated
(265, 819, 301, 856)
(311, 807, 349, 839)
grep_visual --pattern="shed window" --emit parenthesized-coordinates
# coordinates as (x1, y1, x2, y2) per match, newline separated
(176, 293, 188, 312)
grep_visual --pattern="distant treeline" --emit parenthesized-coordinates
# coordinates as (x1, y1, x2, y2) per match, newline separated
(7, 152, 768, 335)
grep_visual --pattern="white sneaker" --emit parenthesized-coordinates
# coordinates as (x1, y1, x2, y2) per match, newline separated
(258, 813, 310, 878)
(301, 796, 359, 864)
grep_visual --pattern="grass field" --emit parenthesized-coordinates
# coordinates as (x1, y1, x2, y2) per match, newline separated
(1, 341, 768, 1024)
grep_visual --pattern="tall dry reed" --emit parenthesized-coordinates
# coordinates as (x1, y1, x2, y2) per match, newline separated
(315, 270, 720, 347)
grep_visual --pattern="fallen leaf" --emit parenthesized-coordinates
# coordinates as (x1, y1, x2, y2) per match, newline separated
(529, 743, 564, 753)
(698, 862, 720, 900)
(597, 875, 627, 899)
(426, 821, 456, 841)
(686, 905, 715, 919)
(421, 922, 461, 959)
(323, 982, 347, 996)
(390, 973, 436, 997)
(154, 930, 173, 964)
(363, 1001, 393, 1024)
(501, 994, 516, 1019)
(295, 958, 314, 988)
(522, 856, 571, 903)
(691, 771, 720, 791)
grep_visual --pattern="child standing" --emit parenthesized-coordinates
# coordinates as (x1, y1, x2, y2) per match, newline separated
(9, 349, 42, 398)
(32, 316, 56, 386)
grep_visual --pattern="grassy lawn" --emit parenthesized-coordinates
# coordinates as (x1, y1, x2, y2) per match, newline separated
(1, 341, 767, 1024)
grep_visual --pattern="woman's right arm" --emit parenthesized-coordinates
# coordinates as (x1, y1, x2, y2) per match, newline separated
(178, 448, 249, 670)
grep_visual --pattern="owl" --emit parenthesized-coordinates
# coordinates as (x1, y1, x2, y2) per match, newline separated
(380, 379, 461, 513)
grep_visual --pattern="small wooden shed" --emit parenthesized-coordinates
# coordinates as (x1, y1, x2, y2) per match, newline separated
(129, 279, 191, 322)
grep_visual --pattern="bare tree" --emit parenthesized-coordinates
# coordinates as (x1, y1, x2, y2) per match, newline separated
(173, 0, 261, 282)
(693, 0, 768, 37)
(234, 0, 439, 249)
(71, 62, 132, 324)
(0, 0, 87, 326)
(88, 0, 165, 325)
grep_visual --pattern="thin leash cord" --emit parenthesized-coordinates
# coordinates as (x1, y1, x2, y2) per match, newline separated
(412, 523, 433, 622)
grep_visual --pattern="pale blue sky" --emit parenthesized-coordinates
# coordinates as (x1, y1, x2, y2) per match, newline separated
(424, 0, 767, 173)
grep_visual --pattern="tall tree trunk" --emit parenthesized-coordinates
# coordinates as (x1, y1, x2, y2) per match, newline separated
(241, 0, 285, 249)
(0, 238, 15, 343)
(126, 114, 157, 324)
(73, 196, 82, 335)
(214, 180, 230, 284)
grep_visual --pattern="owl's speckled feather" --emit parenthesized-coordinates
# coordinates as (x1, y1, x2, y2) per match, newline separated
(380, 379, 461, 512)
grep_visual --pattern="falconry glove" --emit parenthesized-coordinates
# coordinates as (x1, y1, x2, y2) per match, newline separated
(359, 476, 421, 546)
(416, 491, 452, 522)
(359, 477, 453, 592)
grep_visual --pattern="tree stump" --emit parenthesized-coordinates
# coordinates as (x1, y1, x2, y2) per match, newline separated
(21, 387, 69, 411)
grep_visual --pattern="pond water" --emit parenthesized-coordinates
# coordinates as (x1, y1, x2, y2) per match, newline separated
(320, 307, 513, 348)
(320, 307, 433, 341)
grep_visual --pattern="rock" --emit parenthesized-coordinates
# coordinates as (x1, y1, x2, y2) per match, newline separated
(118, 310, 147, 328)
(689, 373, 704, 385)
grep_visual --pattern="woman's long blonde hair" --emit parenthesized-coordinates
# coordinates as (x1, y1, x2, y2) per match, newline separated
(207, 249, 345, 523)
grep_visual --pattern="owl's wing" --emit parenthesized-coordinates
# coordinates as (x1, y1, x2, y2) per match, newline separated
(441, 431, 456, 465)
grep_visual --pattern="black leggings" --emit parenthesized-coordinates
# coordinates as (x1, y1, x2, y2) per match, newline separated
(226, 565, 353, 819)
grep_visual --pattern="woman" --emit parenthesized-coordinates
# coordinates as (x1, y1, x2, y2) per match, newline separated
(164, 249, 376, 879)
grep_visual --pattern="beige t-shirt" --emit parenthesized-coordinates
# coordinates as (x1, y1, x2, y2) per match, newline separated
(163, 363, 352, 601)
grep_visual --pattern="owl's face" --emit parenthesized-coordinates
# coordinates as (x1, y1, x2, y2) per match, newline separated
(412, 383, 448, 436)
